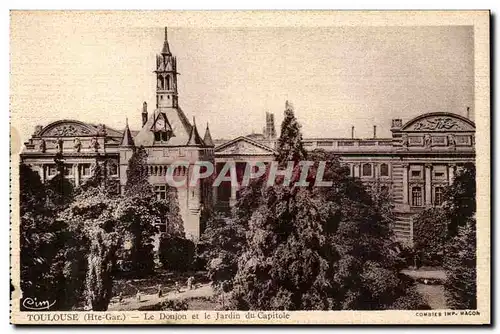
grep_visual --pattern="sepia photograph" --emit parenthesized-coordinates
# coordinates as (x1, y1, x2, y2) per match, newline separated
(9, 10, 490, 324)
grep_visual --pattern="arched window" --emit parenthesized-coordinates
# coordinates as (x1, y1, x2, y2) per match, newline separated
(362, 163, 372, 177)
(380, 163, 389, 177)
(434, 187, 444, 206)
(166, 75, 171, 90)
(158, 76, 164, 89)
(412, 187, 423, 206)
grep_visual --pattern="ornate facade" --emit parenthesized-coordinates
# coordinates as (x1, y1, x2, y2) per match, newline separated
(215, 110, 476, 241)
(20, 27, 475, 242)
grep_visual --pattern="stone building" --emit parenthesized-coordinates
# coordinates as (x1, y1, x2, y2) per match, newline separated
(215, 107, 476, 241)
(20, 27, 475, 243)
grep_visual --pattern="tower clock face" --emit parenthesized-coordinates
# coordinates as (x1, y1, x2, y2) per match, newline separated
(156, 117, 165, 130)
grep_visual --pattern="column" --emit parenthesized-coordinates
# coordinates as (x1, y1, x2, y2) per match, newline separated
(229, 163, 238, 207)
(212, 181, 218, 206)
(74, 164, 80, 187)
(425, 164, 432, 206)
(39, 164, 45, 183)
(448, 164, 456, 185)
(402, 163, 409, 205)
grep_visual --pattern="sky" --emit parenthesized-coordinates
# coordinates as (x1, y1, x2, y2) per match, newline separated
(10, 14, 474, 142)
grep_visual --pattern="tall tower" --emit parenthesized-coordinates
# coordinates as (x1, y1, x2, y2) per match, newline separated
(155, 27, 178, 109)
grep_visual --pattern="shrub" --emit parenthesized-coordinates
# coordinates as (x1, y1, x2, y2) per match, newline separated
(159, 236, 195, 271)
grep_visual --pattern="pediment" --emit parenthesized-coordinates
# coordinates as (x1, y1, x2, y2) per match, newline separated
(215, 137, 275, 155)
(38, 120, 97, 137)
(402, 113, 475, 132)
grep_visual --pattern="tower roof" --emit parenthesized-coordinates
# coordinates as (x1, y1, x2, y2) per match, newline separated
(120, 119, 135, 147)
(161, 27, 171, 55)
(203, 123, 214, 147)
(187, 117, 204, 146)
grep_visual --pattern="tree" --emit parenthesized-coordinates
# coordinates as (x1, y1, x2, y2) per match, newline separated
(412, 208, 448, 267)
(224, 107, 427, 310)
(120, 146, 183, 275)
(442, 164, 477, 309)
(20, 164, 60, 308)
(19, 163, 83, 310)
(198, 214, 247, 290)
(444, 219, 476, 309)
(276, 101, 307, 166)
(60, 178, 121, 311)
(45, 152, 74, 207)
(444, 163, 476, 237)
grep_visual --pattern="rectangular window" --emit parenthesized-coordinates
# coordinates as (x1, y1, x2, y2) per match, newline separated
(64, 164, 73, 176)
(154, 132, 161, 142)
(380, 163, 389, 177)
(411, 170, 421, 178)
(154, 185, 168, 200)
(81, 164, 91, 177)
(362, 163, 372, 177)
(108, 162, 118, 176)
(47, 164, 57, 176)
(412, 187, 423, 206)
(434, 187, 444, 206)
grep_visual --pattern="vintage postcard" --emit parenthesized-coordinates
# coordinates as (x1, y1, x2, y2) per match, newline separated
(10, 10, 490, 324)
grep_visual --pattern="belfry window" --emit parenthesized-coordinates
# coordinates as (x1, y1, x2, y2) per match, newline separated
(412, 187, 423, 207)
(166, 75, 171, 90)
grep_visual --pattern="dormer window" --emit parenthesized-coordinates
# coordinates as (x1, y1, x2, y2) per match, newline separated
(154, 131, 170, 143)
(152, 113, 172, 143)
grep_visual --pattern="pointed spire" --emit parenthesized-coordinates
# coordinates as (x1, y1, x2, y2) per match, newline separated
(203, 122, 214, 147)
(121, 118, 135, 147)
(187, 117, 203, 146)
(161, 27, 171, 55)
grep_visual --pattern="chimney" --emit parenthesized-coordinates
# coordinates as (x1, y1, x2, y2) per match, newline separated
(269, 113, 276, 138)
(373, 125, 377, 139)
(142, 101, 148, 126)
(351, 126, 355, 139)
